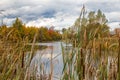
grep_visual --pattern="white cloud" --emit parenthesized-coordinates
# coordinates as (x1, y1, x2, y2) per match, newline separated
(0, 0, 120, 30)
(26, 18, 55, 27)
(108, 22, 120, 31)
(26, 12, 78, 30)
(105, 12, 120, 22)
(86, 0, 120, 3)
(3, 18, 15, 26)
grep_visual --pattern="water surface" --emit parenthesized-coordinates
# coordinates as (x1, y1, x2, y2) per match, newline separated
(30, 42, 72, 80)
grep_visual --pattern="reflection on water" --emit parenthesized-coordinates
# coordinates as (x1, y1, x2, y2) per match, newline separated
(29, 42, 72, 80)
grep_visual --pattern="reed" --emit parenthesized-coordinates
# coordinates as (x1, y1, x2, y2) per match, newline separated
(0, 6, 119, 80)
(0, 29, 38, 80)
(61, 33, 119, 80)
(61, 6, 119, 80)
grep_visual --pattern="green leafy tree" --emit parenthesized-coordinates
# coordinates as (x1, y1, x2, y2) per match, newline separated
(38, 27, 50, 42)
(73, 8, 109, 47)
(12, 17, 25, 39)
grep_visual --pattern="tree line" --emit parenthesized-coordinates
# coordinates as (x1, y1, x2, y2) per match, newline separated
(0, 18, 62, 43)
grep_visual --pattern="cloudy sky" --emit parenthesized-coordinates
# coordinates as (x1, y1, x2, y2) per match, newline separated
(0, 0, 120, 30)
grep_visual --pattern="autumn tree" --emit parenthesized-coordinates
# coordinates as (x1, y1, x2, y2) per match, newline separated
(0, 17, 61, 43)
(37, 27, 61, 42)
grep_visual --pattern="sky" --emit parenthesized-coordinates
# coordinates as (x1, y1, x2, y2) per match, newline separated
(0, 0, 120, 30)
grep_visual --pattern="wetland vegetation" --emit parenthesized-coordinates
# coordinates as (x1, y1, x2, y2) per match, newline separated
(0, 6, 120, 80)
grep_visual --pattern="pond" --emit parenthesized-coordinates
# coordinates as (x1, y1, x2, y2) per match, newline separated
(27, 42, 117, 80)
(29, 41, 72, 80)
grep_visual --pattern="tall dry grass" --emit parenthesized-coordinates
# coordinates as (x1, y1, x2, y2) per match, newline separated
(0, 29, 38, 80)
(61, 6, 119, 80)
(61, 32, 119, 80)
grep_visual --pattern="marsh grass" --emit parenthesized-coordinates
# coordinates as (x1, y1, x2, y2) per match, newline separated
(0, 28, 119, 80)
(61, 34, 119, 80)
(0, 29, 40, 80)
(0, 7, 120, 80)
(61, 6, 120, 80)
